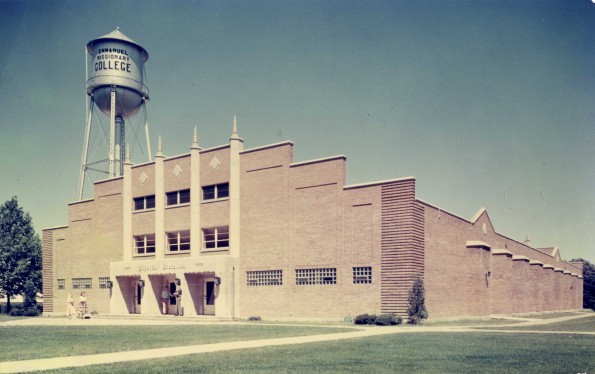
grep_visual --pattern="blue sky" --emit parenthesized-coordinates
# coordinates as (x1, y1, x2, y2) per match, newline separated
(0, 0, 593, 261)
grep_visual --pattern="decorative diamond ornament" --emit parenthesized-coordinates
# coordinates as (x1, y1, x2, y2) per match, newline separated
(139, 172, 148, 184)
(173, 164, 182, 178)
(209, 157, 221, 170)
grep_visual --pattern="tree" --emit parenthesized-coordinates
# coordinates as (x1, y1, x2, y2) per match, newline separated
(407, 274, 428, 324)
(570, 258, 595, 311)
(0, 197, 42, 314)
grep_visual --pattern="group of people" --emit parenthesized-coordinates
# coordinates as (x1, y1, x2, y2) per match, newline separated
(161, 279, 183, 316)
(66, 291, 89, 319)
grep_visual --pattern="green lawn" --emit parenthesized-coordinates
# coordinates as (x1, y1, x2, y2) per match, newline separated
(41, 332, 595, 374)
(1, 324, 355, 362)
(478, 314, 595, 332)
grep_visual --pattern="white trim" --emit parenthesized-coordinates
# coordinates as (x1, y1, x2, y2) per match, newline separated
(240, 141, 294, 155)
(512, 255, 530, 262)
(344, 176, 416, 190)
(290, 155, 346, 168)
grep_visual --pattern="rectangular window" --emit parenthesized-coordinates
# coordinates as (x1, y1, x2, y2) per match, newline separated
(353, 267, 372, 284)
(134, 234, 156, 255)
(203, 226, 229, 249)
(167, 230, 191, 252)
(296, 268, 337, 285)
(72, 278, 92, 289)
(133, 195, 155, 211)
(202, 183, 229, 201)
(247, 270, 283, 286)
(57, 279, 65, 290)
(166, 189, 190, 206)
(98, 277, 110, 289)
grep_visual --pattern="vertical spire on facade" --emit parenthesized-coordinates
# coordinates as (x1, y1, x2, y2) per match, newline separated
(156, 135, 163, 157)
(191, 126, 200, 150)
(125, 143, 131, 163)
(230, 114, 243, 141)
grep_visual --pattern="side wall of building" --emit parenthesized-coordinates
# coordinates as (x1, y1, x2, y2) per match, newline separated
(423, 201, 583, 318)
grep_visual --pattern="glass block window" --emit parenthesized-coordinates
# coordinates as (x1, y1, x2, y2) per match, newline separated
(98, 277, 110, 289)
(167, 230, 191, 252)
(203, 226, 229, 249)
(72, 278, 92, 289)
(166, 189, 190, 206)
(57, 279, 65, 290)
(353, 267, 372, 284)
(202, 183, 229, 201)
(133, 195, 155, 210)
(295, 268, 337, 285)
(134, 234, 156, 255)
(247, 270, 283, 286)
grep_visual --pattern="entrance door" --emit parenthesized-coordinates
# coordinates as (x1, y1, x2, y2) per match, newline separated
(134, 282, 142, 314)
(168, 282, 177, 315)
(204, 280, 215, 315)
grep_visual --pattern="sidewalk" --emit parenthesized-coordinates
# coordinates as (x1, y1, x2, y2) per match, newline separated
(1, 312, 593, 373)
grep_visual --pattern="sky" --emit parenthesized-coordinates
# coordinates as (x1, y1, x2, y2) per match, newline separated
(0, 0, 593, 262)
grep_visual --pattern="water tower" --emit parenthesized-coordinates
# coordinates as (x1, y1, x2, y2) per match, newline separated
(78, 28, 151, 200)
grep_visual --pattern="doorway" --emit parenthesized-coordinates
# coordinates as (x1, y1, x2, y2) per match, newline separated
(204, 279, 215, 315)
(134, 281, 142, 314)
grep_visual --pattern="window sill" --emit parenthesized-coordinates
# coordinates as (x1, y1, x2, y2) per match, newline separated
(201, 247, 229, 253)
(201, 197, 229, 205)
(165, 203, 190, 209)
(165, 250, 191, 255)
(133, 253, 155, 258)
(133, 208, 155, 214)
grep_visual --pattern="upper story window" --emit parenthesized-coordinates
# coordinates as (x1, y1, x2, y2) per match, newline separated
(353, 267, 372, 284)
(57, 279, 65, 290)
(203, 226, 229, 250)
(167, 230, 190, 252)
(247, 270, 283, 286)
(296, 268, 337, 285)
(166, 189, 190, 206)
(98, 277, 110, 289)
(134, 195, 155, 211)
(72, 278, 92, 289)
(202, 183, 229, 201)
(134, 234, 156, 255)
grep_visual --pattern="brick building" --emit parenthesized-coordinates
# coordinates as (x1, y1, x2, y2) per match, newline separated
(42, 121, 583, 319)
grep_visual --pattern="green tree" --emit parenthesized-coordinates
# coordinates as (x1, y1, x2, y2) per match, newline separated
(0, 196, 42, 314)
(570, 258, 595, 311)
(407, 274, 428, 324)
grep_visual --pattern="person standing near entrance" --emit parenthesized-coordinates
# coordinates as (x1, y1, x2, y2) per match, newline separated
(161, 285, 170, 314)
(173, 278, 183, 316)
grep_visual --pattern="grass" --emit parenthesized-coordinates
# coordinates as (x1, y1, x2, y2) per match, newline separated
(0, 324, 355, 362)
(41, 332, 595, 374)
(518, 311, 584, 319)
(477, 314, 595, 332)
(0, 314, 27, 322)
(424, 318, 520, 327)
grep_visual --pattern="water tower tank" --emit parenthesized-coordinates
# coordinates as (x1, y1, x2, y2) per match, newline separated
(86, 28, 149, 118)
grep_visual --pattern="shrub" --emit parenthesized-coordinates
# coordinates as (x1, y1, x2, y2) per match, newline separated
(248, 316, 261, 321)
(23, 308, 39, 317)
(375, 314, 402, 326)
(407, 275, 428, 325)
(354, 313, 376, 325)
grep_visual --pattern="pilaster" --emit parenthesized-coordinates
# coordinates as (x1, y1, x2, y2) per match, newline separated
(154, 137, 165, 259)
(122, 147, 133, 261)
(190, 127, 202, 257)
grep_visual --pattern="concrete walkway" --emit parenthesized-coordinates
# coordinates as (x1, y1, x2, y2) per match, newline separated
(1, 312, 593, 373)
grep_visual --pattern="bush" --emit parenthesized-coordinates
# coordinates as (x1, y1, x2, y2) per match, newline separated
(375, 314, 402, 326)
(354, 313, 376, 325)
(1, 302, 42, 316)
(355, 313, 403, 325)
(407, 275, 428, 325)
(248, 316, 261, 321)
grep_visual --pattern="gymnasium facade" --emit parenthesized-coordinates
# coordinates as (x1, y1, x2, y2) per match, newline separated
(42, 123, 584, 319)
